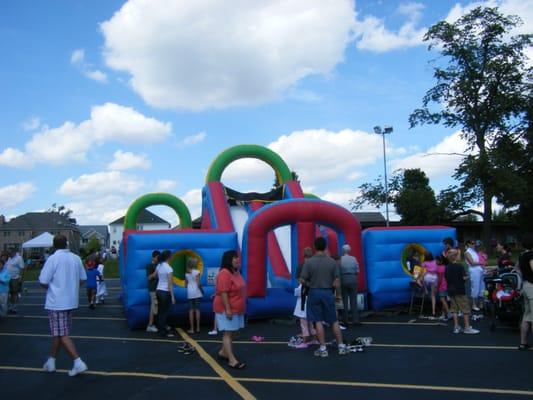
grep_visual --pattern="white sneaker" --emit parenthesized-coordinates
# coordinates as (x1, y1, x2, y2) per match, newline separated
(338, 344, 348, 355)
(464, 327, 480, 334)
(146, 325, 158, 333)
(339, 324, 347, 330)
(313, 348, 329, 357)
(68, 360, 88, 377)
(453, 326, 463, 334)
(43, 358, 56, 373)
(208, 329, 218, 336)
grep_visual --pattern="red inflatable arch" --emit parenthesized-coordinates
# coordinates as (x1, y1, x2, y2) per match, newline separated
(242, 199, 364, 297)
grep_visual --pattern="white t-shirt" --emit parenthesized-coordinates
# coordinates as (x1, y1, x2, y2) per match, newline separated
(185, 269, 203, 299)
(156, 262, 173, 292)
(6, 253, 25, 279)
(39, 249, 87, 311)
(465, 247, 481, 267)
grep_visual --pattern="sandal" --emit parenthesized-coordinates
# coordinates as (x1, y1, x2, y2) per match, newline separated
(217, 353, 229, 360)
(518, 344, 530, 351)
(228, 362, 246, 370)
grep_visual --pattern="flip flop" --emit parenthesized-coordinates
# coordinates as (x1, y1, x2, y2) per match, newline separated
(251, 336, 264, 342)
(228, 362, 246, 369)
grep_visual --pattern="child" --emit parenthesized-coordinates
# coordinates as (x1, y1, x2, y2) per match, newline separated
(292, 283, 317, 348)
(95, 257, 107, 304)
(146, 250, 160, 333)
(0, 259, 10, 317)
(422, 251, 439, 318)
(185, 257, 203, 334)
(435, 255, 451, 320)
(85, 260, 101, 310)
(444, 250, 479, 334)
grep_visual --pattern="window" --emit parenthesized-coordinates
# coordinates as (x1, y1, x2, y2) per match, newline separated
(3, 231, 10, 237)
(18, 231, 25, 237)
(112, 227, 116, 233)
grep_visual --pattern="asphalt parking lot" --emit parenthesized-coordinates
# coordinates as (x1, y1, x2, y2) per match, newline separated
(1, 279, 532, 400)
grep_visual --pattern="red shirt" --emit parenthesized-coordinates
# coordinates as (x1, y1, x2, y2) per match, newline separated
(213, 268, 246, 314)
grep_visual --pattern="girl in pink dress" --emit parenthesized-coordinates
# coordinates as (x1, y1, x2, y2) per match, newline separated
(422, 252, 439, 318)
(436, 255, 451, 320)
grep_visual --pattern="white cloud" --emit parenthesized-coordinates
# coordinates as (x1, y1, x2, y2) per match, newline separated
(101, 0, 355, 110)
(66, 195, 127, 225)
(353, 2, 426, 52)
(58, 171, 144, 197)
(391, 131, 469, 180)
(181, 188, 202, 221)
(320, 188, 356, 210)
(71, 48, 108, 83)
(107, 150, 151, 171)
(0, 148, 33, 169)
(85, 69, 108, 83)
(222, 129, 401, 190)
(0, 182, 36, 208)
(1, 103, 171, 167)
(155, 179, 178, 191)
(70, 49, 85, 65)
(22, 117, 41, 132)
(177, 132, 206, 148)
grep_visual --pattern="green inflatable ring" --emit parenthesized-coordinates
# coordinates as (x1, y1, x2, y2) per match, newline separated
(124, 193, 192, 230)
(205, 144, 292, 185)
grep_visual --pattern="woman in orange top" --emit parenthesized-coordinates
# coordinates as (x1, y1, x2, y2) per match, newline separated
(213, 250, 247, 369)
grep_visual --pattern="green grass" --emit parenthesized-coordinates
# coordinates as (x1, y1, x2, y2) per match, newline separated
(23, 257, 120, 281)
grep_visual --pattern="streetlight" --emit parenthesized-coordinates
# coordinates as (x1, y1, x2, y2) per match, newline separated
(373, 125, 393, 227)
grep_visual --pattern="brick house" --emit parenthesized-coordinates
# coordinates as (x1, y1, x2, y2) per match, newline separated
(0, 212, 80, 254)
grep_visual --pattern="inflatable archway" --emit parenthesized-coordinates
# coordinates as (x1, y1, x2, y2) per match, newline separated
(124, 193, 192, 229)
(205, 144, 293, 185)
(242, 198, 363, 297)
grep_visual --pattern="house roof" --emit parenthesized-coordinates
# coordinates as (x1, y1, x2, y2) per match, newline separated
(352, 212, 386, 223)
(109, 209, 170, 226)
(0, 212, 79, 231)
(79, 225, 109, 238)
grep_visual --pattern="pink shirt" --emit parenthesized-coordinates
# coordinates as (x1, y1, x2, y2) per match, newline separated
(423, 260, 438, 274)
(437, 264, 447, 292)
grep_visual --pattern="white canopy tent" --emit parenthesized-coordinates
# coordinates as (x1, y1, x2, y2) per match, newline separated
(22, 232, 54, 249)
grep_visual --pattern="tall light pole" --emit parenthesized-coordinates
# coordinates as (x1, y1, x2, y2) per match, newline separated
(373, 125, 393, 227)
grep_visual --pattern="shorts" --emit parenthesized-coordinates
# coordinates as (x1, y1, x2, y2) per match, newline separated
(149, 291, 158, 315)
(48, 310, 73, 337)
(306, 288, 337, 325)
(438, 291, 448, 299)
(188, 298, 201, 310)
(522, 281, 533, 323)
(450, 295, 471, 314)
(215, 313, 245, 332)
(9, 278, 22, 294)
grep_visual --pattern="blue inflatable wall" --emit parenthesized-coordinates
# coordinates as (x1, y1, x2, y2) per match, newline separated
(121, 231, 238, 329)
(363, 226, 456, 310)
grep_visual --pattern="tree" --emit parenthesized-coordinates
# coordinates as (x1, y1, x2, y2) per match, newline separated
(350, 168, 441, 225)
(409, 7, 532, 245)
(273, 171, 299, 188)
(84, 236, 102, 256)
(47, 203, 73, 218)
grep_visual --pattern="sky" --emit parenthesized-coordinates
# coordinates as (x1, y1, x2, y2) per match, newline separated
(0, 0, 532, 227)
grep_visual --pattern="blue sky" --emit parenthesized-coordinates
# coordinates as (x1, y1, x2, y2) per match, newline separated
(1, 0, 531, 226)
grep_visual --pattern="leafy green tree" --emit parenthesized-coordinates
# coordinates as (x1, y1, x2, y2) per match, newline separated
(84, 235, 102, 255)
(351, 168, 441, 225)
(409, 7, 532, 244)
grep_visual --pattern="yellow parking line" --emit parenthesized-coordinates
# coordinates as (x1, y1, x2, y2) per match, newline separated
(5, 315, 126, 321)
(238, 377, 533, 397)
(1, 365, 531, 397)
(177, 328, 256, 400)
(18, 303, 123, 308)
(0, 332, 184, 344)
(0, 365, 221, 381)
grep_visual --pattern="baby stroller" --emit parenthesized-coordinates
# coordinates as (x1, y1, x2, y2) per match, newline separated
(484, 269, 523, 331)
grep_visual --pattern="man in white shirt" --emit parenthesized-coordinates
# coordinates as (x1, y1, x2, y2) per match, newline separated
(39, 235, 88, 377)
(5, 248, 25, 314)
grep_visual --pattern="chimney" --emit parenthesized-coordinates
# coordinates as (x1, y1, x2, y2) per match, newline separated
(0, 215, 5, 226)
